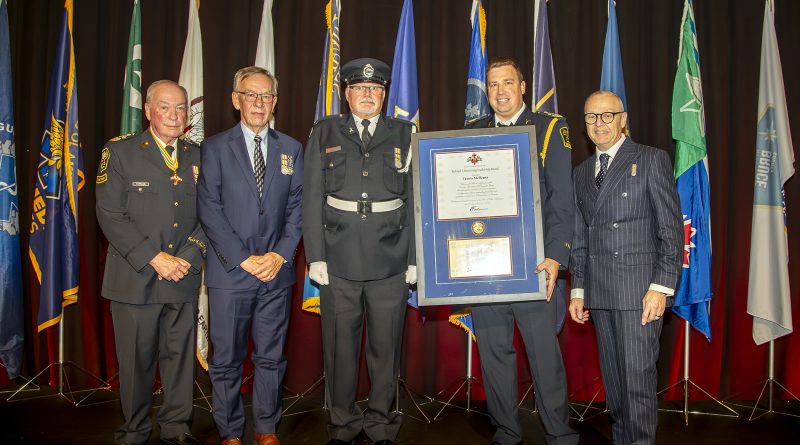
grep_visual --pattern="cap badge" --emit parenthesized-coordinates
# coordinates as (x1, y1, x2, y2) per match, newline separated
(363, 64, 374, 79)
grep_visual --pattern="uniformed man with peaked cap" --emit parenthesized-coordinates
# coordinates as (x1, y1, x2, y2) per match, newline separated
(303, 58, 416, 445)
(96, 80, 206, 445)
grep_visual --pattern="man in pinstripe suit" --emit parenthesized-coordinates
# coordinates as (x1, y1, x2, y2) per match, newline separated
(569, 91, 683, 444)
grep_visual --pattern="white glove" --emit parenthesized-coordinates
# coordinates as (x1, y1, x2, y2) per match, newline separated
(309, 261, 329, 286)
(405, 265, 417, 285)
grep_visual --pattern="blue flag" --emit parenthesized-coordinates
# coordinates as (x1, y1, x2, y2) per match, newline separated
(387, 0, 419, 127)
(600, 0, 629, 130)
(464, 0, 490, 125)
(671, 0, 712, 340)
(387, 0, 422, 310)
(304, 0, 342, 314)
(451, 0, 490, 340)
(0, 0, 24, 379)
(28, 0, 84, 332)
(532, 0, 557, 113)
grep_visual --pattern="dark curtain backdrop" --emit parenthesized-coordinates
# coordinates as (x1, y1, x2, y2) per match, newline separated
(2, 0, 799, 403)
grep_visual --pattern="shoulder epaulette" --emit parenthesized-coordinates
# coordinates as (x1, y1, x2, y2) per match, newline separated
(313, 114, 346, 126)
(108, 133, 135, 142)
(534, 110, 565, 120)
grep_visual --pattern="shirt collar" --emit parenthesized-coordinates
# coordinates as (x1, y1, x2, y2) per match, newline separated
(595, 134, 626, 161)
(240, 122, 270, 146)
(495, 103, 527, 126)
(148, 127, 177, 150)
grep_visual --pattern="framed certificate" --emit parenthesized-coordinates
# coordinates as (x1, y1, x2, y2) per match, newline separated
(411, 126, 547, 305)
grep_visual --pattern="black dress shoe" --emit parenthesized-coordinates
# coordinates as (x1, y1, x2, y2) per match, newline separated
(374, 441, 394, 445)
(160, 432, 202, 445)
(325, 440, 350, 445)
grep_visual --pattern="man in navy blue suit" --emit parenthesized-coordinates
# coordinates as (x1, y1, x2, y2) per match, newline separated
(197, 66, 303, 445)
(570, 90, 682, 445)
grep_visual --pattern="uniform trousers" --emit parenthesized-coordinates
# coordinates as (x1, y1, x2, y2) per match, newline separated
(472, 291, 578, 445)
(208, 285, 291, 439)
(320, 272, 408, 442)
(592, 309, 662, 445)
(111, 300, 197, 445)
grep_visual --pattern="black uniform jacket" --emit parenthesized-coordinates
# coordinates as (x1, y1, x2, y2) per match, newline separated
(96, 130, 207, 304)
(303, 114, 415, 281)
(466, 107, 575, 268)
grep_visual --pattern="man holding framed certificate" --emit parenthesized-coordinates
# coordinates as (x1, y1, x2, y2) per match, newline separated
(464, 58, 578, 445)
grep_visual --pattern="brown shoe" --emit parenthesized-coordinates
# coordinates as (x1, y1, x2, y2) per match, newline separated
(221, 439, 242, 445)
(253, 433, 281, 445)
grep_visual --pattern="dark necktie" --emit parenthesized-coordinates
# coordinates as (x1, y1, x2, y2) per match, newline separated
(361, 119, 372, 147)
(595, 153, 610, 189)
(253, 135, 266, 197)
(497, 122, 510, 127)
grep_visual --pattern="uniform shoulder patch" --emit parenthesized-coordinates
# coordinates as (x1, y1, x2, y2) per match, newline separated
(559, 127, 572, 149)
(96, 147, 111, 184)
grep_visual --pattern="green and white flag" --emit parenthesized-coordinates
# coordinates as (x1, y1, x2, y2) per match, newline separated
(747, 0, 795, 345)
(254, 0, 275, 128)
(120, 0, 142, 134)
(179, 0, 204, 145)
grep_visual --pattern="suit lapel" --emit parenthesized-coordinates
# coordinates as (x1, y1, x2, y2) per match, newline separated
(228, 126, 260, 201)
(341, 115, 363, 152)
(514, 108, 534, 126)
(262, 129, 282, 199)
(595, 139, 639, 208)
(368, 116, 391, 150)
(140, 130, 169, 172)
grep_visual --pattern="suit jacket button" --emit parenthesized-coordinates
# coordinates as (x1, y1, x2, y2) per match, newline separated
(361, 214, 367, 221)
(612, 222, 619, 229)
(260, 209, 264, 215)
(168, 243, 174, 249)
(621, 192, 628, 197)
(613, 251, 619, 257)
(362, 192, 368, 198)
(174, 201, 179, 207)
(364, 152, 370, 158)
(362, 171, 369, 177)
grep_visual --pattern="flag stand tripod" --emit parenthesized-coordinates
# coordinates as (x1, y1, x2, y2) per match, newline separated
(6, 310, 111, 405)
(432, 331, 486, 420)
(657, 320, 738, 424)
(746, 340, 800, 420)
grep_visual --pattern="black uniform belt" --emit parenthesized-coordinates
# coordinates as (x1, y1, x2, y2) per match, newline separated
(326, 196, 403, 215)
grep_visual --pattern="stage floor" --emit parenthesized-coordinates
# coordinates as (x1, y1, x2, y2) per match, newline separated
(1, 384, 799, 444)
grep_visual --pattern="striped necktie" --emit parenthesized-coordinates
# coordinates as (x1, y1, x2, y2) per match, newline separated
(253, 135, 265, 197)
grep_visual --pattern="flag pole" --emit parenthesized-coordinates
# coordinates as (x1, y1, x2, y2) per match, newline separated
(6, 306, 111, 405)
(432, 331, 486, 420)
(747, 339, 800, 419)
(657, 318, 738, 424)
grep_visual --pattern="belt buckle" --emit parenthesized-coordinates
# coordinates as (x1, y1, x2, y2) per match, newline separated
(357, 200, 372, 215)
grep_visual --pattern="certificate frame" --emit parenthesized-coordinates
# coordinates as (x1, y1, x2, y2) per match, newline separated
(412, 126, 547, 306)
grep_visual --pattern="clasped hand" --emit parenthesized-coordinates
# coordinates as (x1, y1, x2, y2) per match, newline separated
(240, 252, 285, 282)
(149, 252, 190, 282)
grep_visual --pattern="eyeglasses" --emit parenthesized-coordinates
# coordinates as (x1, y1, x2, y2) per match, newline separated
(236, 91, 277, 103)
(584, 111, 625, 124)
(349, 85, 385, 94)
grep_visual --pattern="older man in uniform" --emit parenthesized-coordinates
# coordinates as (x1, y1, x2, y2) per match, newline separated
(96, 80, 206, 445)
(465, 58, 578, 445)
(303, 58, 416, 445)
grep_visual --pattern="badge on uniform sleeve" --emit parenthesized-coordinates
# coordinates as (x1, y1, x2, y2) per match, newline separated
(394, 147, 403, 169)
(281, 154, 295, 175)
(559, 127, 572, 149)
(193, 165, 200, 184)
(96, 147, 110, 184)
